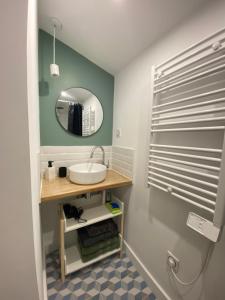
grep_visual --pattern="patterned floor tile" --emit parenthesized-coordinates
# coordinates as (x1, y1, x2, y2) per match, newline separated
(95, 277, 109, 291)
(128, 287, 142, 300)
(121, 276, 134, 290)
(48, 288, 57, 297)
(134, 276, 147, 290)
(87, 288, 99, 299)
(108, 277, 121, 291)
(68, 277, 82, 291)
(114, 288, 128, 300)
(72, 288, 86, 300)
(81, 277, 95, 291)
(121, 257, 133, 269)
(100, 288, 114, 300)
(103, 266, 115, 279)
(111, 258, 122, 268)
(46, 251, 156, 300)
(91, 267, 103, 280)
(59, 288, 71, 297)
(127, 266, 139, 279)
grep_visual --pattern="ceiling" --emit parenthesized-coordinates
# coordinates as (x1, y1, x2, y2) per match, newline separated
(39, 0, 209, 75)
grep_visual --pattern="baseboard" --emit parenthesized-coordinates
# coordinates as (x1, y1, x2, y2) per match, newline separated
(42, 238, 48, 300)
(123, 239, 172, 300)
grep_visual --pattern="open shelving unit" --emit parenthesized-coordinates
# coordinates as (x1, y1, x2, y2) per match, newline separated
(63, 203, 122, 233)
(65, 242, 121, 275)
(59, 195, 124, 281)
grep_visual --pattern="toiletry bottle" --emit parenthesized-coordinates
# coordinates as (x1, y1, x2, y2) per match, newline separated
(45, 160, 56, 181)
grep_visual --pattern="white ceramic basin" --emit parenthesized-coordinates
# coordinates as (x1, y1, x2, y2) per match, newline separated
(69, 163, 107, 185)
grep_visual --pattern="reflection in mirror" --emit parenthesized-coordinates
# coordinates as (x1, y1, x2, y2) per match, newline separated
(56, 88, 103, 137)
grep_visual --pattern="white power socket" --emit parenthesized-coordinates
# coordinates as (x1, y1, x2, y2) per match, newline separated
(167, 251, 180, 273)
(116, 128, 122, 138)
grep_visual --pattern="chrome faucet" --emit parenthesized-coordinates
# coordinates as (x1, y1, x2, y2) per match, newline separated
(90, 146, 108, 167)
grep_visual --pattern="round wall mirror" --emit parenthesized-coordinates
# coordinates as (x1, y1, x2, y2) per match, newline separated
(56, 87, 103, 137)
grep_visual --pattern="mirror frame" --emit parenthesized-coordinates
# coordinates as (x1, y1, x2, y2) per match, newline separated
(55, 87, 104, 137)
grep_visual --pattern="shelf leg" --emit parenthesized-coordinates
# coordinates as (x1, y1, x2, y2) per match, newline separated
(102, 190, 106, 205)
(59, 205, 65, 282)
(120, 212, 124, 259)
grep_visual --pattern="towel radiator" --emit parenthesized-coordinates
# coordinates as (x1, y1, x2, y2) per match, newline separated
(148, 28, 225, 242)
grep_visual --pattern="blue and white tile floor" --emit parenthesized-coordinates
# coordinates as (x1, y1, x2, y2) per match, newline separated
(46, 251, 156, 300)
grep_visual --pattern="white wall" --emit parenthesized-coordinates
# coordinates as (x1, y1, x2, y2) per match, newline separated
(113, 1, 225, 299)
(27, 0, 44, 299)
(0, 0, 42, 299)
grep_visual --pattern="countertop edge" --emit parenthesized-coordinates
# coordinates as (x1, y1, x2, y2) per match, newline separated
(41, 169, 132, 203)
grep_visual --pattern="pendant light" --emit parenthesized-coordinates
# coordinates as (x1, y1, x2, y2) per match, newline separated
(50, 18, 62, 77)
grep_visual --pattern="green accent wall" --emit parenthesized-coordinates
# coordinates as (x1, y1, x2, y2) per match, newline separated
(38, 30, 114, 146)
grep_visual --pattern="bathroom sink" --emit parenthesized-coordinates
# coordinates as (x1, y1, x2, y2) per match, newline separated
(69, 163, 107, 185)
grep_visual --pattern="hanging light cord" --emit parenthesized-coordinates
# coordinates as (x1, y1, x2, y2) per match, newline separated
(170, 242, 213, 286)
(53, 25, 56, 64)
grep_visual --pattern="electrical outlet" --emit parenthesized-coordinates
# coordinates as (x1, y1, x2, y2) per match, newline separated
(116, 128, 122, 138)
(167, 251, 180, 273)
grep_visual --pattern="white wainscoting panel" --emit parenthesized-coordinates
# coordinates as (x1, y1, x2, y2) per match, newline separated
(40, 145, 135, 179)
(112, 146, 135, 179)
(40, 146, 112, 176)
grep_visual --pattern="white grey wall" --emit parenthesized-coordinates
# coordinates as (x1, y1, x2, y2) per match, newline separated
(113, 1, 225, 299)
(0, 0, 42, 299)
(27, 0, 44, 299)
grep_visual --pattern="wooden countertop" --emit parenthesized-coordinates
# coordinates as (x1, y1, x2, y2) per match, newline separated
(41, 170, 132, 202)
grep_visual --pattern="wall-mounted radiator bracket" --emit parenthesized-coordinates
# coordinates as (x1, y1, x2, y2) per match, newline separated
(187, 212, 221, 242)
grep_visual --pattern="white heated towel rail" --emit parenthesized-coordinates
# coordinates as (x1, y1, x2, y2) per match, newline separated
(148, 28, 225, 241)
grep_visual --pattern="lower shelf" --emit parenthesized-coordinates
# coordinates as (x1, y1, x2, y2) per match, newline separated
(65, 244, 121, 275)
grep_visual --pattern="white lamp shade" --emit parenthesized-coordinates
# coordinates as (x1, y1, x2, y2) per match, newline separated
(50, 63, 60, 77)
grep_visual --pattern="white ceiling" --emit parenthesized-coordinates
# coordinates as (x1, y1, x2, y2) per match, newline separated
(39, 0, 209, 75)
